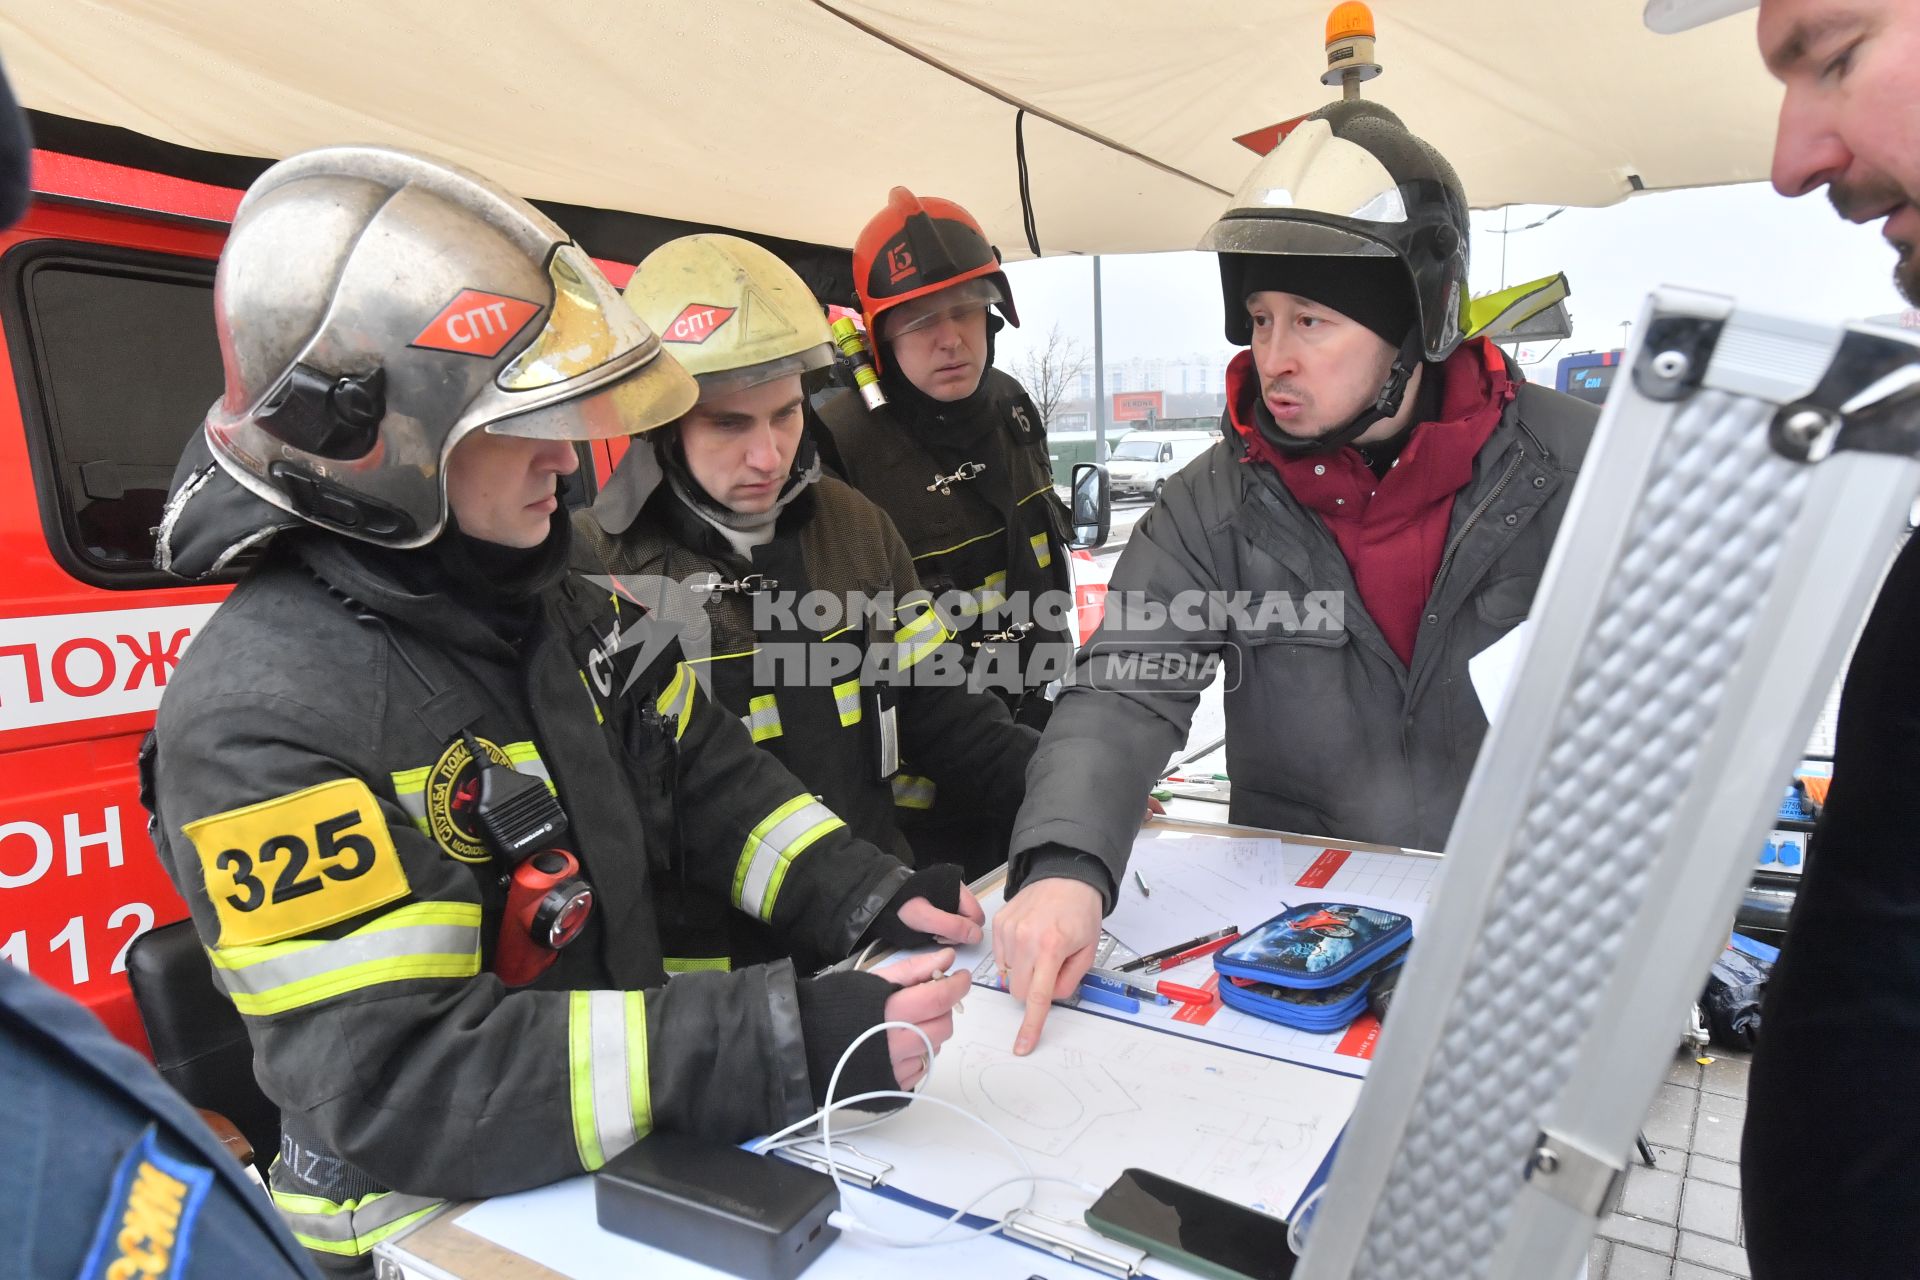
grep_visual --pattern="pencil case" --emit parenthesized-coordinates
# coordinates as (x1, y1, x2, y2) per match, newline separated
(1213, 902, 1413, 991)
(1218, 951, 1408, 1032)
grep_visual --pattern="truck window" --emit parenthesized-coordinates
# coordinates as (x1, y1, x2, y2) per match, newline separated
(7, 244, 222, 584)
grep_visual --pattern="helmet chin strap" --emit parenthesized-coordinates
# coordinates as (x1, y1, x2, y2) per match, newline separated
(1256, 326, 1427, 457)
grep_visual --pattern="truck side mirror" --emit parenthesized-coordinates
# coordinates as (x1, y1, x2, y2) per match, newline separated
(1070, 462, 1111, 550)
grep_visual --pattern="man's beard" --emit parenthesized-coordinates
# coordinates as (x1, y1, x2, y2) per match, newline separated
(1831, 174, 1920, 305)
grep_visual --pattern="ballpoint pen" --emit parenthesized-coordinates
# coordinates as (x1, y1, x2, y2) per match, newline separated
(1113, 925, 1239, 974)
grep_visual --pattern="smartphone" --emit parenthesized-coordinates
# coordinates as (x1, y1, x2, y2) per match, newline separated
(1083, 1167, 1299, 1280)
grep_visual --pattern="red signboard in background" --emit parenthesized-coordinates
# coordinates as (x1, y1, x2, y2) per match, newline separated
(1113, 391, 1165, 422)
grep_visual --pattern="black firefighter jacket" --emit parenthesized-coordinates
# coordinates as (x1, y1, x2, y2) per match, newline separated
(809, 368, 1077, 709)
(576, 474, 1038, 898)
(143, 440, 914, 1267)
(1010, 375, 1598, 896)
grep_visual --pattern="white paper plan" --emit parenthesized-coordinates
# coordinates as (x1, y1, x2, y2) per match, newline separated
(838, 988, 1363, 1227)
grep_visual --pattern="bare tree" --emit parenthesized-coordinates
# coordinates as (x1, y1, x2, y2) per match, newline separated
(1013, 323, 1091, 428)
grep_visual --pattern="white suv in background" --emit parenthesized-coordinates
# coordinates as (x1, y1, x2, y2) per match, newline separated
(1106, 429, 1219, 502)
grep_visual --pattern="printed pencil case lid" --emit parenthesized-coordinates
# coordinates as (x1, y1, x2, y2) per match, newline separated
(1214, 902, 1413, 990)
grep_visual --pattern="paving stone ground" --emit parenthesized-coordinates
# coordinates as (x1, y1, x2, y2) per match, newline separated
(1589, 1047, 1754, 1279)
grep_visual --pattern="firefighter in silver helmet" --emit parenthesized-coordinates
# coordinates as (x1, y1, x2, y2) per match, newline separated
(144, 146, 976, 1274)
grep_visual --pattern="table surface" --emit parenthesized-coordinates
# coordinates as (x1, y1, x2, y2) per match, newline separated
(378, 814, 1440, 1279)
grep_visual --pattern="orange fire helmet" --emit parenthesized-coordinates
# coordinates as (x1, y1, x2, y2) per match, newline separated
(852, 186, 1019, 350)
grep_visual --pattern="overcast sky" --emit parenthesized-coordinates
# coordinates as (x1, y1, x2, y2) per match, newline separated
(995, 180, 1913, 388)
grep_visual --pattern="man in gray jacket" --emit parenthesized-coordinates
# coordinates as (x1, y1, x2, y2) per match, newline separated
(992, 100, 1599, 1053)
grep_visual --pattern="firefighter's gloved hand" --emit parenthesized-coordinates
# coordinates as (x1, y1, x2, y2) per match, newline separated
(796, 968, 896, 1107)
(797, 948, 969, 1102)
(864, 864, 986, 949)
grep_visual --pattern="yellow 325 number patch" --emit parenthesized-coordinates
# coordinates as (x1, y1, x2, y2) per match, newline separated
(182, 778, 411, 948)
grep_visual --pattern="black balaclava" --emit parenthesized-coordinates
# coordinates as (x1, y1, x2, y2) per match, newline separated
(1238, 253, 1428, 457)
(371, 501, 573, 645)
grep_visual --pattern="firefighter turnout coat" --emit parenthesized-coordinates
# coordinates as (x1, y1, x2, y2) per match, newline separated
(809, 370, 1075, 712)
(577, 472, 1038, 889)
(143, 442, 914, 1268)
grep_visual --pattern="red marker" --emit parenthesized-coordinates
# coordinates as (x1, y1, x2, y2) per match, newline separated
(1155, 980, 1216, 1006)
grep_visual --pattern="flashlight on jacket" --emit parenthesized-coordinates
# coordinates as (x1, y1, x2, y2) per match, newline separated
(462, 732, 594, 987)
(831, 317, 887, 411)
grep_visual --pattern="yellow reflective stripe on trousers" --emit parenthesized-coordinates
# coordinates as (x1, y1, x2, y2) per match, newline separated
(743, 693, 783, 742)
(663, 956, 733, 974)
(891, 773, 936, 810)
(269, 1187, 443, 1257)
(568, 990, 653, 1171)
(207, 902, 482, 1016)
(654, 663, 695, 741)
(894, 604, 950, 672)
(733, 795, 845, 921)
(1029, 531, 1054, 570)
(832, 678, 863, 727)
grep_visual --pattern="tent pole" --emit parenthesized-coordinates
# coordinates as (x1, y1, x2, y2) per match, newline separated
(1093, 255, 1108, 463)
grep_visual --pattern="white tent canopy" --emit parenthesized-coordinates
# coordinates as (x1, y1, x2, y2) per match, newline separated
(0, 1, 1781, 256)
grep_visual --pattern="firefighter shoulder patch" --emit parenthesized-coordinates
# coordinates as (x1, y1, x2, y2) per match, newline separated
(1007, 399, 1042, 443)
(182, 778, 410, 948)
(425, 735, 513, 864)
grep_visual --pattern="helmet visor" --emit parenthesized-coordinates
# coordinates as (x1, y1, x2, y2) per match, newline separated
(1198, 216, 1399, 258)
(692, 342, 836, 401)
(881, 277, 1006, 340)
(487, 353, 699, 441)
(497, 243, 655, 391)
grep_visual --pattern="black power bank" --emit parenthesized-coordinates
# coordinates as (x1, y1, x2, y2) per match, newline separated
(594, 1132, 841, 1279)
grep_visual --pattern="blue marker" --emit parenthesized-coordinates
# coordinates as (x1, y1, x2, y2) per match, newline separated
(1083, 967, 1171, 1005)
(1075, 978, 1141, 1014)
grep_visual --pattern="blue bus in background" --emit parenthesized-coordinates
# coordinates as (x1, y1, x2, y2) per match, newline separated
(1555, 349, 1624, 405)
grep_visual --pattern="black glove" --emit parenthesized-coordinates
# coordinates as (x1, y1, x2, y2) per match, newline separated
(794, 970, 901, 1109)
(859, 862, 965, 950)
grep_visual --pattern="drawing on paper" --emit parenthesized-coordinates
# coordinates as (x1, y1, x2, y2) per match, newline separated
(864, 996, 1359, 1224)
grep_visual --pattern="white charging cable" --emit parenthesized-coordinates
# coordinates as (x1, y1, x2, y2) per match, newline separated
(1287, 1183, 1323, 1257)
(751, 1021, 1102, 1247)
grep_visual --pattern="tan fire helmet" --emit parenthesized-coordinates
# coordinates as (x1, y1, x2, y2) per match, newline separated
(623, 233, 835, 400)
